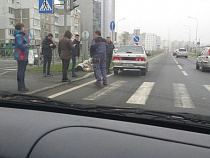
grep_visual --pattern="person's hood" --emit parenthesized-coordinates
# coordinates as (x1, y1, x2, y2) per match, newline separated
(14, 30, 25, 37)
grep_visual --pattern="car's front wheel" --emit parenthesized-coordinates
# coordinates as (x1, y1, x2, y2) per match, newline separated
(201, 64, 206, 72)
(176, 56, 179, 58)
(196, 62, 199, 70)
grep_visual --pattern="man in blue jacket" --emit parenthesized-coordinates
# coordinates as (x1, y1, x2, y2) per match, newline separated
(91, 30, 107, 86)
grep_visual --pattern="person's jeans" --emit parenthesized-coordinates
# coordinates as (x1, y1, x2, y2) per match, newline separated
(17, 60, 27, 90)
(93, 60, 107, 82)
(62, 59, 70, 80)
(106, 54, 112, 73)
(72, 55, 76, 76)
(43, 54, 52, 75)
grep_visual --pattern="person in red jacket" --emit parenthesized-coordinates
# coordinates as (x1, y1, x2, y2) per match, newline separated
(14, 23, 31, 92)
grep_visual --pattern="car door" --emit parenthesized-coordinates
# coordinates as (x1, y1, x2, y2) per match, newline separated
(197, 49, 205, 66)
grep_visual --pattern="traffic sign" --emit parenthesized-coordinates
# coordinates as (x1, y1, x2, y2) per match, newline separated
(28, 33, 32, 40)
(82, 31, 89, 40)
(39, 0, 53, 14)
(197, 42, 200, 46)
(135, 43, 139, 46)
(110, 21, 115, 31)
(133, 36, 140, 42)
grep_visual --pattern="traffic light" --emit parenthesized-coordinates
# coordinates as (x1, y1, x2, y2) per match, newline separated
(70, 0, 79, 11)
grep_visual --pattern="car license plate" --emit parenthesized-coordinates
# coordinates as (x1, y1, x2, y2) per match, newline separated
(123, 64, 134, 67)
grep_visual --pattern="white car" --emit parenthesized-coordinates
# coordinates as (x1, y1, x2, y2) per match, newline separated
(176, 48, 188, 58)
(112, 45, 149, 75)
(196, 47, 210, 72)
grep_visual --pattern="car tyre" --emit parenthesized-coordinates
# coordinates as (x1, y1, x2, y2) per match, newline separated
(113, 68, 119, 75)
(176, 56, 178, 58)
(201, 64, 206, 72)
(185, 56, 188, 58)
(196, 62, 199, 70)
(141, 69, 147, 76)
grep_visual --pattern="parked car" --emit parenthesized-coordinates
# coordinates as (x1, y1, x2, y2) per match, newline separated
(196, 47, 210, 72)
(112, 45, 148, 76)
(176, 48, 188, 58)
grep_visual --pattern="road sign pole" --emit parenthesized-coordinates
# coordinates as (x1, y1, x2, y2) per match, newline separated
(64, 0, 67, 31)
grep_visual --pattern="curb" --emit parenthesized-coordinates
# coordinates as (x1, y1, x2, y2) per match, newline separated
(25, 72, 94, 95)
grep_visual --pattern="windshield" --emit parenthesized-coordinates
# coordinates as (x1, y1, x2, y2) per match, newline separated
(1, 0, 210, 124)
(117, 46, 144, 53)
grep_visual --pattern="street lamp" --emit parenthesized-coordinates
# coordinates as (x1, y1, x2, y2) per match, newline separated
(188, 16, 198, 46)
(16, 1, 22, 23)
(116, 18, 126, 43)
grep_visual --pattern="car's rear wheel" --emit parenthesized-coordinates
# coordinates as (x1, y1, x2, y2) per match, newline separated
(176, 56, 178, 58)
(113, 68, 119, 75)
(201, 64, 206, 72)
(196, 62, 199, 70)
(141, 69, 147, 76)
(185, 56, 188, 58)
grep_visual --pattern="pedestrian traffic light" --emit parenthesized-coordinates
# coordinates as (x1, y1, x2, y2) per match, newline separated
(70, 0, 79, 11)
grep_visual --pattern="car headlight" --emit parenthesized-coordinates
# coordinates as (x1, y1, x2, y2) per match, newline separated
(34, 55, 38, 58)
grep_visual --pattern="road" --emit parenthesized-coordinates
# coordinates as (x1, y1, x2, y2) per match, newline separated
(0, 59, 17, 76)
(26, 52, 210, 116)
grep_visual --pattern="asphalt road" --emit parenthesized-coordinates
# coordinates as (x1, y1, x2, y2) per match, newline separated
(30, 53, 210, 116)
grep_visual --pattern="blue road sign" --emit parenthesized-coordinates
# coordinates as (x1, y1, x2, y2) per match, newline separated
(133, 36, 140, 42)
(39, 0, 53, 14)
(110, 21, 115, 31)
(197, 42, 200, 46)
(28, 33, 32, 40)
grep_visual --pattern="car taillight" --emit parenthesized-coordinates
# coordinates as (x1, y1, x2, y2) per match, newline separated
(134, 57, 146, 61)
(113, 57, 123, 60)
(206, 50, 210, 59)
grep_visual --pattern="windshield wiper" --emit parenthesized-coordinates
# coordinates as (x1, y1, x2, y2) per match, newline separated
(1, 91, 210, 129)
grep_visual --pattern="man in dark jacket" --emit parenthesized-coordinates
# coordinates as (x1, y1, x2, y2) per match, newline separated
(90, 30, 107, 86)
(42, 33, 56, 77)
(106, 37, 115, 74)
(71, 34, 80, 77)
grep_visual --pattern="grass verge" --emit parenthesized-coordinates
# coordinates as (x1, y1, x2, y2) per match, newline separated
(188, 53, 198, 58)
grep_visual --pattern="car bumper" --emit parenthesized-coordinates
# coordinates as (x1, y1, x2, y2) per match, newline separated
(177, 54, 188, 57)
(113, 61, 147, 69)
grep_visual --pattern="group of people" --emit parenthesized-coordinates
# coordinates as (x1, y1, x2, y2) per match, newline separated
(14, 22, 114, 92)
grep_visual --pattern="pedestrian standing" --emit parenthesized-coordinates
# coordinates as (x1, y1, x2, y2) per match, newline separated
(106, 37, 115, 74)
(42, 33, 56, 77)
(71, 34, 80, 77)
(14, 23, 31, 92)
(58, 30, 75, 82)
(90, 30, 107, 86)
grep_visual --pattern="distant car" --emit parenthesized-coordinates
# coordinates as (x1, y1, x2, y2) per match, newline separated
(176, 48, 188, 58)
(34, 53, 43, 65)
(112, 45, 148, 76)
(196, 47, 210, 72)
(173, 49, 178, 56)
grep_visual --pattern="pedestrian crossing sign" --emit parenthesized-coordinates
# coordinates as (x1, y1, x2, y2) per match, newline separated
(39, 0, 53, 14)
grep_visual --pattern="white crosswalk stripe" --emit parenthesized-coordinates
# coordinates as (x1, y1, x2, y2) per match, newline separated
(204, 85, 210, 92)
(173, 83, 195, 109)
(126, 82, 155, 105)
(84, 80, 127, 100)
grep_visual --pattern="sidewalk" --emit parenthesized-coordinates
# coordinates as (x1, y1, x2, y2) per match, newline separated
(0, 70, 94, 95)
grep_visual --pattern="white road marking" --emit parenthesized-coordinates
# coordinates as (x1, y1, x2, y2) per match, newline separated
(173, 83, 195, 109)
(126, 82, 155, 105)
(178, 65, 183, 70)
(0, 66, 17, 70)
(48, 74, 114, 99)
(204, 85, 210, 92)
(4, 69, 17, 71)
(84, 80, 127, 100)
(182, 71, 188, 76)
(0, 71, 9, 76)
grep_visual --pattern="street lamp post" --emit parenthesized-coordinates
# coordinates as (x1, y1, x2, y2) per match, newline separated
(184, 25, 191, 51)
(188, 16, 198, 46)
(116, 18, 126, 43)
(16, 1, 22, 23)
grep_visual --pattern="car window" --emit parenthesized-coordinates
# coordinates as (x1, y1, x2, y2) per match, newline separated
(117, 46, 144, 54)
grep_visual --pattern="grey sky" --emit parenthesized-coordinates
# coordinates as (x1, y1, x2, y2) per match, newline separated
(116, 0, 210, 44)
(55, 0, 210, 44)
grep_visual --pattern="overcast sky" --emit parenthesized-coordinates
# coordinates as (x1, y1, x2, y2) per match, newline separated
(115, 0, 210, 44)
(55, 0, 210, 44)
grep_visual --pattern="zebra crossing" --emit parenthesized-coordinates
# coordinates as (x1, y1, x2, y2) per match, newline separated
(78, 80, 210, 109)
